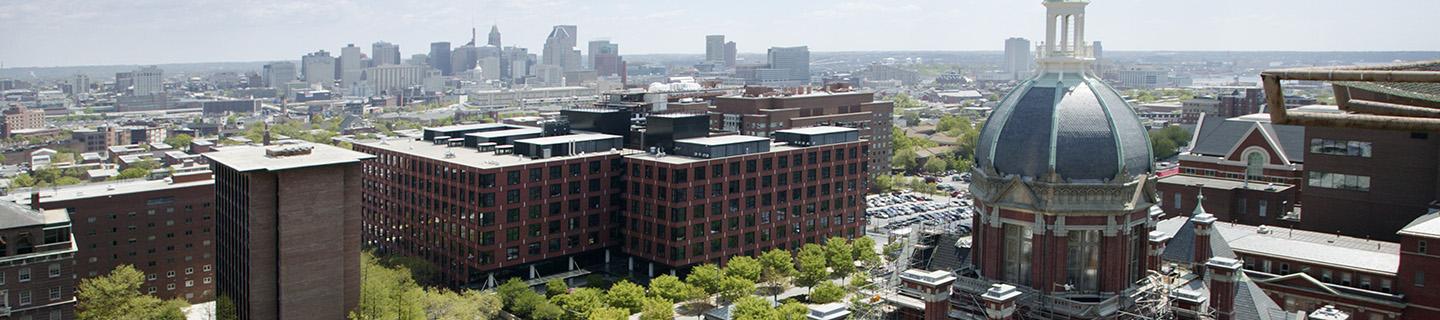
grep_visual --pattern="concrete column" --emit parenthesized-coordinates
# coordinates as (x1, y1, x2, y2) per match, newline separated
(1059, 15, 1071, 53)
(981, 284, 1022, 320)
(1045, 14, 1057, 54)
(1075, 14, 1086, 54)
(627, 257, 634, 271)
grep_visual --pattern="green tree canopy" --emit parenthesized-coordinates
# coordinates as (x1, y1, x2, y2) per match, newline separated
(923, 156, 948, 173)
(164, 134, 194, 149)
(809, 282, 846, 304)
(796, 244, 830, 290)
(552, 287, 607, 318)
(724, 256, 763, 283)
(758, 248, 797, 285)
(546, 279, 570, 297)
(587, 307, 630, 320)
(686, 264, 726, 297)
(714, 276, 755, 305)
(825, 237, 856, 278)
(851, 236, 881, 269)
(639, 297, 674, 320)
(76, 265, 187, 320)
(605, 280, 648, 313)
(647, 274, 703, 303)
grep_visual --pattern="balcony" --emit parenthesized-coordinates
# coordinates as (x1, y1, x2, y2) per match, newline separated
(1041, 294, 1121, 318)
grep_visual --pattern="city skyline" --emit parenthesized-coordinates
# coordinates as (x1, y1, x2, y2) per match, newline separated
(2, 0, 1439, 68)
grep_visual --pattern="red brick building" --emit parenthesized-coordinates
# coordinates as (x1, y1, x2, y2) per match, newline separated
(206, 143, 372, 320)
(354, 132, 627, 286)
(0, 203, 76, 320)
(710, 87, 894, 178)
(29, 172, 216, 303)
(620, 127, 868, 272)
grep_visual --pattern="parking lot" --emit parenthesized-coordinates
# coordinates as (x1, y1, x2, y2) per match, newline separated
(865, 174, 976, 235)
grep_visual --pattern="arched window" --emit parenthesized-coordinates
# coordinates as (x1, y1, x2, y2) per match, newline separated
(1245, 150, 1267, 180)
(15, 234, 33, 255)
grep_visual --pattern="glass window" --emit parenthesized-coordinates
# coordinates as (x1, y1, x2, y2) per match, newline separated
(1002, 223, 1032, 286)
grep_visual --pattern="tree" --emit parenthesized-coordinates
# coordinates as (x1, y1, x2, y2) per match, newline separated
(497, 278, 546, 317)
(587, 307, 630, 320)
(76, 265, 187, 320)
(824, 237, 856, 278)
(648, 274, 702, 303)
(639, 297, 674, 320)
(893, 148, 919, 171)
(732, 296, 807, 320)
(776, 301, 810, 319)
(56, 176, 83, 186)
(420, 289, 502, 320)
(532, 302, 566, 320)
(758, 248, 796, 287)
(11, 173, 36, 188)
(164, 134, 194, 149)
(809, 282, 846, 304)
(795, 244, 829, 291)
(723, 256, 762, 283)
(351, 252, 423, 320)
(714, 276, 755, 305)
(552, 287, 607, 317)
(685, 263, 726, 297)
(546, 279, 570, 297)
(873, 174, 896, 193)
(924, 156, 948, 173)
(851, 236, 881, 269)
(883, 241, 904, 259)
(848, 274, 872, 291)
(605, 280, 647, 313)
(216, 295, 238, 320)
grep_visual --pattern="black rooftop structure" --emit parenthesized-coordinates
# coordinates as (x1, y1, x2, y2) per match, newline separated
(672, 135, 771, 159)
(773, 126, 861, 147)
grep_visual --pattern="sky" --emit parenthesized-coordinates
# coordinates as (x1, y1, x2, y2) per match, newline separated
(1, 0, 1438, 68)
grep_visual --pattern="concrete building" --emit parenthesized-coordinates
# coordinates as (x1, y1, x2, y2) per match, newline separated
(706, 35, 726, 63)
(29, 172, 216, 303)
(0, 203, 76, 320)
(301, 50, 336, 87)
(542, 25, 581, 72)
(339, 44, 364, 87)
(862, 63, 920, 86)
(2, 104, 46, 138)
(1118, 65, 1170, 89)
(589, 40, 622, 77)
(724, 41, 737, 67)
(133, 66, 164, 96)
(1003, 37, 1032, 81)
(71, 74, 90, 95)
(488, 25, 502, 47)
(206, 143, 373, 320)
(1181, 98, 1221, 124)
(363, 64, 430, 95)
(766, 46, 810, 84)
(371, 41, 401, 67)
(430, 42, 453, 76)
(262, 62, 296, 88)
(710, 86, 893, 179)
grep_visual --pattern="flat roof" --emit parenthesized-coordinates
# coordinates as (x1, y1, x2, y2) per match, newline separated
(356, 137, 633, 170)
(513, 133, 622, 145)
(675, 135, 770, 146)
(30, 176, 213, 204)
(466, 127, 543, 139)
(426, 123, 510, 133)
(1159, 174, 1294, 192)
(1160, 217, 1400, 275)
(204, 143, 374, 172)
(775, 126, 859, 136)
(649, 113, 707, 118)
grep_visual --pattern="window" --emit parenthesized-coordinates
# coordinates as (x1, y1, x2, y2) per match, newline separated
(1309, 138, 1372, 157)
(1173, 193, 1182, 209)
(48, 264, 60, 278)
(49, 287, 61, 301)
(1258, 200, 1268, 218)
(185, 267, 194, 275)
(1308, 171, 1371, 191)
(19, 268, 30, 282)
(1001, 223, 1032, 286)
(1422, 240, 1429, 254)
(1246, 151, 1266, 179)
(204, 264, 212, 272)
(19, 290, 31, 305)
(1416, 271, 1426, 287)
(1066, 230, 1101, 292)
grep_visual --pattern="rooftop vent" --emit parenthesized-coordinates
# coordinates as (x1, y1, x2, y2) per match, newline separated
(265, 145, 314, 157)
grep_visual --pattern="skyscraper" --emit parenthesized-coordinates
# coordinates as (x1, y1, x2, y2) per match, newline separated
(72, 74, 90, 94)
(371, 41, 401, 67)
(262, 62, 296, 88)
(589, 40, 621, 76)
(339, 44, 363, 87)
(430, 42, 453, 76)
(542, 25, 581, 72)
(207, 143, 374, 320)
(132, 65, 164, 95)
(301, 50, 336, 87)
(487, 25, 502, 47)
(766, 46, 810, 83)
(705, 35, 725, 62)
(1003, 37, 1032, 81)
(724, 41, 737, 67)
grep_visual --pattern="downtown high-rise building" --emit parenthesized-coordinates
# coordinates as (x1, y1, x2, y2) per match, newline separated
(706, 35, 725, 62)
(371, 41, 401, 66)
(339, 44, 364, 87)
(430, 42, 453, 76)
(262, 62, 296, 88)
(542, 25, 582, 72)
(766, 46, 810, 83)
(724, 41, 737, 67)
(488, 25, 502, 47)
(132, 65, 164, 95)
(301, 50, 336, 87)
(1003, 37, 1032, 81)
(588, 40, 622, 77)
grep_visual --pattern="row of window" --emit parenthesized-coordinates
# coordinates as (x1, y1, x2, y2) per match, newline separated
(1310, 138, 1372, 158)
(630, 148, 860, 183)
(1307, 171, 1371, 192)
(0, 286, 66, 307)
(1241, 256, 1393, 292)
(0, 264, 63, 285)
(630, 178, 862, 205)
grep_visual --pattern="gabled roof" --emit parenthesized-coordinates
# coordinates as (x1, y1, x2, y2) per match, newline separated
(1399, 208, 1440, 238)
(1188, 115, 1305, 163)
(1156, 215, 1236, 264)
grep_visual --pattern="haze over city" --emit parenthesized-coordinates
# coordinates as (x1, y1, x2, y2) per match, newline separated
(3, 0, 1440, 67)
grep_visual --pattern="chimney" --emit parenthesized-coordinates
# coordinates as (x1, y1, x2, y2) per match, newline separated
(981, 284, 1022, 320)
(1206, 257, 1243, 320)
(262, 122, 272, 146)
(29, 192, 40, 210)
